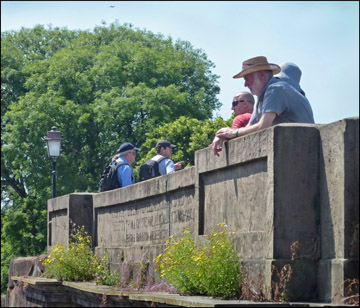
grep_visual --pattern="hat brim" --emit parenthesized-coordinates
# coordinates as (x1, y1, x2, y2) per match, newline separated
(233, 63, 281, 79)
(118, 147, 139, 155)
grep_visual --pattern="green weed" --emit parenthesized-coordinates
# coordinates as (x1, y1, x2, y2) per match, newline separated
(154, 223, 242, 299)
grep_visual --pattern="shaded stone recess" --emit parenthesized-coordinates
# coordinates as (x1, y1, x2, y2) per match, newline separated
(47, 193, 96, 252)
(5, 117, 359, 307)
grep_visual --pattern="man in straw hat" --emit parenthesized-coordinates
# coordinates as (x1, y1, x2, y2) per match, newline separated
(214, 56, 314, 151)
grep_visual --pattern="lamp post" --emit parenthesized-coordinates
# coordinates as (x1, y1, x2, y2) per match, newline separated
(45, 127, 63, 198)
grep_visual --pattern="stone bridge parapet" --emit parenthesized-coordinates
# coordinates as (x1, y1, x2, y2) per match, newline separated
(44, 117, 359, 303)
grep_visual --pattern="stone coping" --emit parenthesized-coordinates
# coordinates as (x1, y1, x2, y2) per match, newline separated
(11, 276, 341, 307)
(93, 166, 196, 208)
(11, 276, 62, 286)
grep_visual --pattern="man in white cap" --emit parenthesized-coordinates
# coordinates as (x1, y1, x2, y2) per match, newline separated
(215, 56, 314, 145)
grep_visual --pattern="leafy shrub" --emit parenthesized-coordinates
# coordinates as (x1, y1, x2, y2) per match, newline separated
(154, 223, 242, 299)
(41, 225, 120, 285)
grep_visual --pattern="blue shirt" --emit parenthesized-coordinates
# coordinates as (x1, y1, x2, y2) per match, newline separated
(249, 77, 314, 126)
(152, 155, 176, 175)
(114, 157, 135, 188)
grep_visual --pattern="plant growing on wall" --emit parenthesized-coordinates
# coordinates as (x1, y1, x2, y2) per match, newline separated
(41, 225, 120, 285)
(154, 223, 243, 299)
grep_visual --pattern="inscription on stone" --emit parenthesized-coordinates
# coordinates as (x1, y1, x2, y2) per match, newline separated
(150, 229, 168, 241)
(170, 209, 193, 223)
(113, 220, 125, 232)
(126, 219, 135, 230)
(136, 231, 150, 242)
(126, 233, 135, 243)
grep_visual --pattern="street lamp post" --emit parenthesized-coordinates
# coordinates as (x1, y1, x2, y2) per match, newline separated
(45, 127, 63, 198)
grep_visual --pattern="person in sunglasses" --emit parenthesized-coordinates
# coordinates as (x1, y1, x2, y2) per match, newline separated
(210, 91, 254, 156)
(113, 142, 139, 187)
(215, 56, 314, 145)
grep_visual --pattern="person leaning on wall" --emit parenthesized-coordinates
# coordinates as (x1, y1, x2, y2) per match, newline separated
(210, 91, 254, 156)
(214, 56, 315, 152)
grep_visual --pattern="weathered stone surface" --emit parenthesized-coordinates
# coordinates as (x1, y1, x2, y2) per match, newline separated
(6, 256, 46, 307)
(93, 167, 196, 251)
(317, 117, 359, 302)
(47, 193, 96, 252)
(7, 256, 46, 289)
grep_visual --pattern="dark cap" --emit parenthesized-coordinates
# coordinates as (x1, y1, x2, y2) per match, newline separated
(118, 142, 139, 154)
(156, 140, 176, 149)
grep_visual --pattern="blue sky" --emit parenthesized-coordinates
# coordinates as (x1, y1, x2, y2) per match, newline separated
(1, 1, 359, 124)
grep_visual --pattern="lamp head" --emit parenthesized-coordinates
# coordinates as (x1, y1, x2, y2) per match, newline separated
(45, 126, 63, 158)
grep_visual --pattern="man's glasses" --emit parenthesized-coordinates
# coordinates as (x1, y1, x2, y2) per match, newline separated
(232, 99, 245, 107)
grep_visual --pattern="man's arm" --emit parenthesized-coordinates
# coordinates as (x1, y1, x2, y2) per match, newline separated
(215, 112, 277, 139)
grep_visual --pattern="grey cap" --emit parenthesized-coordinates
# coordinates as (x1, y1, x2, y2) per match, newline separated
(156, 140, 176, 149)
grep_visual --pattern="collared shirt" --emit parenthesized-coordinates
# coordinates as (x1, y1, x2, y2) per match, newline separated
(152, 154, 176, 175)
(249, 77, 315, 126)
(114, 157, 135, 188)
(232, 113, 252, 129)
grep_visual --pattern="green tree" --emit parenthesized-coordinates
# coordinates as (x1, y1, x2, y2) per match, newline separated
(136, 116, 232, 172)
(1, 22, 221, 294)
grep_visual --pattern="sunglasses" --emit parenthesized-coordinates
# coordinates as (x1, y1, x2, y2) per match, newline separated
(232, 99, 245, 107)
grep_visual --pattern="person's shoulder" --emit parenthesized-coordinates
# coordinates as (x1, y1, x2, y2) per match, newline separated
(232, 113, 252, 128)
(153, 155, 166, 162)
(164, 157, 174, 163)
(267, 78, 292, 92)
(116, 157, 129, 167)
(234, 113, 251, 119)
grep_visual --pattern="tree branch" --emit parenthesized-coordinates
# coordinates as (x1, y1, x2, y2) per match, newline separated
(1, 166, 27, 198)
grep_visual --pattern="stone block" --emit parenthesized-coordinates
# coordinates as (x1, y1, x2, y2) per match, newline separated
(317, 117, 359, 302)
(47, 193, 95, 252)
(93, 167, 196, 275)
(7, 256, 46, 289)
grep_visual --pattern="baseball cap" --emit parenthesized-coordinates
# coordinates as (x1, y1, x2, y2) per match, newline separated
(118, 142, 139, 154)
(155, 140, 176, 149)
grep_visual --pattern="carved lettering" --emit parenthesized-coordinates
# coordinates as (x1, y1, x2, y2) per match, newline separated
(113, 220, 125, 232)
(126, 220, 135, 230)
(150, 230, 168, 241)
(136, 216, 154, 229)
(170, 209, 193, 223)
(126, 233, 135, 243)
(136, 231, 149, 242)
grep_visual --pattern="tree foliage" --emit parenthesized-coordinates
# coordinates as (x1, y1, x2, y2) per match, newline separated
(134, 116, 232, 178)
(1, 22, 222, 294)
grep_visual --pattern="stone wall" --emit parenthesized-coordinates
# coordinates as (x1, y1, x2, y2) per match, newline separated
(42, 117, 359, 303)
(4, 256, 46, 307)
(317, 118, 359, 301)
(93, 166, 196, 273)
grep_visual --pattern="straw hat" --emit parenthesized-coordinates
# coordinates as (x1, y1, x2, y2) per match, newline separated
(233, 56, 281, 79)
